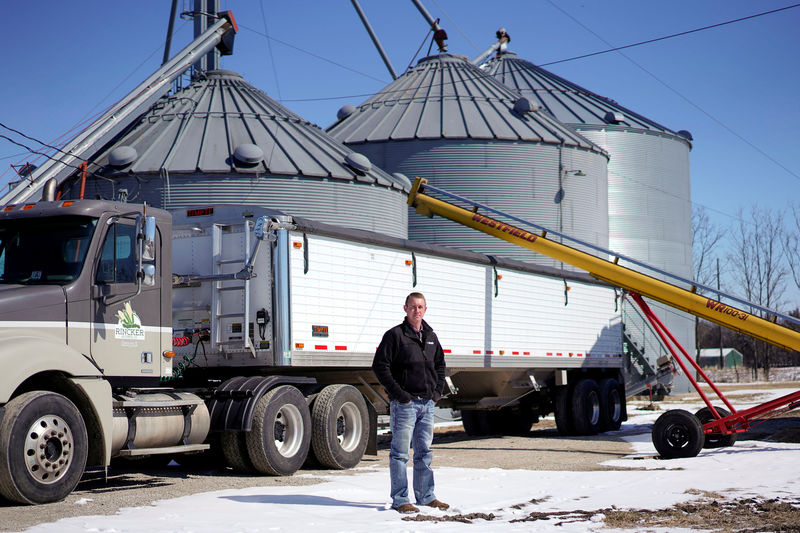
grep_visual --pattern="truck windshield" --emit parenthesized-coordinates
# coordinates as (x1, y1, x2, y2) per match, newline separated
(0, 215, 98, 285)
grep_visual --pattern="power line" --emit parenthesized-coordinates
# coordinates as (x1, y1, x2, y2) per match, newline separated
(540, 2, 800, 67)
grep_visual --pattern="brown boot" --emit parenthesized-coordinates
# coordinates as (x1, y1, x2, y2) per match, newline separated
(392, 503, 419, 514)
(424, 499, 450, 510)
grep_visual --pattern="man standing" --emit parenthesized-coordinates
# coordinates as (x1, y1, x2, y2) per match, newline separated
(372, 292, 449, 514)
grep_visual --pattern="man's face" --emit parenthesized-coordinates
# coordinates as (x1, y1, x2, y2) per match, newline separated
(404, 297, 427, 326)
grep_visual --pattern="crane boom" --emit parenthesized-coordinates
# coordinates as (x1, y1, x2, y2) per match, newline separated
(407, 177, 800, 353)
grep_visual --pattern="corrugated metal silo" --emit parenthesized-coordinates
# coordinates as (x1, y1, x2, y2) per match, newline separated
(327, 53, 609, 270)
(63, 70, 409, 238)
(483, 51, 695, 386)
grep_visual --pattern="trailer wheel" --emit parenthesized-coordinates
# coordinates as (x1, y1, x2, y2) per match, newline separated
(652, 409, 704, 459)
(695, 406, 737, 448)
(0, 391, 88, 504)
(245, 385, 311, 476)
(553, 385, 575, 436)
(221, 431, 255, 473)
(311, 385, 369, 469)
(599, 378, 625, 431)
(571, 379, 602, 435)
(461, 409, 490, 436)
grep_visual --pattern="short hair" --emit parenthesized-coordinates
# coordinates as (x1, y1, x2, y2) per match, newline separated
(405, 292, 426, 306)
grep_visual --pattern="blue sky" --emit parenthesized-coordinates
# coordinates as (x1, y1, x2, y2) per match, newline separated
(2, 1, 799, 297)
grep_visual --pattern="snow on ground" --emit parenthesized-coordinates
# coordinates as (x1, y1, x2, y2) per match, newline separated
(14, 387, 800, 533)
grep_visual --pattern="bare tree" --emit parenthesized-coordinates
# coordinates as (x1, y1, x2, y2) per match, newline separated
(692, 206, 727, 367)
(728, 206, 788, 380)
(783, 202, 800, 291)
(692, 206, 727, 289)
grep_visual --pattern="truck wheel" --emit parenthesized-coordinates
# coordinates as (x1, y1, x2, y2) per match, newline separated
(553, 385, 575, 435)
(245, 385, 311, 476)
(491, 407, 535, 436)
(571, 379, 602, 435)
(0, 391, 88, 504)
(461, 409, 490, 436)
(599, 378, 625, 431)
(221, 432, 255, 473)
(695, 406, 737, 448)
(652, 409, 704, 459)
(311, 385, 369, 469)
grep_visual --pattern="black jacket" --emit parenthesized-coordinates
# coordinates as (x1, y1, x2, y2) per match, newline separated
(372, 317, 446, 403)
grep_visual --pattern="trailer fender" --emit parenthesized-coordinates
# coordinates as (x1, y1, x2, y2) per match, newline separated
(0, 336, 103, 403)
(208, 376, 317, 432)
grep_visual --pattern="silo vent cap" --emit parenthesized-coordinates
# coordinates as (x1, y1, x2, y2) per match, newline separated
(109, 146, 138, 168)
(677, 130, 694, 141)
(392, 173, 412, 189)
(233, 143, 264, 165)
(337, 104, 357, 121)
(604, 111, 625, 124)
(345, 152, 372, 173)
(513, 97, 538, 114)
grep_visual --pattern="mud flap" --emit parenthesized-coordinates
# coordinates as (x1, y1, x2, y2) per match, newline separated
(366, 399, 378, 456)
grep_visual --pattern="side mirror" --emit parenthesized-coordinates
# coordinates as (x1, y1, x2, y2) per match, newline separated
(141, 264, 156, 287)
(142, 216, 156, 261)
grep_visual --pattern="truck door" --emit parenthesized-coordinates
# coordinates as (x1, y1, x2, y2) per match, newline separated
(90, 218, 162, 382)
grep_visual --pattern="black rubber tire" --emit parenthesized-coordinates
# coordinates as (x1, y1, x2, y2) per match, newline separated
(221, 431, 255, 473)
(245, 385, 311, 476)
(489, 407, 535, 436)
(553, 385, 575, 435)
(310, 385, 369, 469)
(599, 378, 625, 432)
(0, 391, 88, 504)
(461, 409, 491, 436)
(695, 406, 737, 448)
(652, 409, 704, 459)
(571, 379, 602, 435)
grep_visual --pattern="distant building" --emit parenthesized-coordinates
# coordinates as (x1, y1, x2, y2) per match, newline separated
(698, 348, 744, 368)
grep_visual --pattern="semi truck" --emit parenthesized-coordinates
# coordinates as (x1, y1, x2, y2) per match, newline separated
(0, 195, 629, 504)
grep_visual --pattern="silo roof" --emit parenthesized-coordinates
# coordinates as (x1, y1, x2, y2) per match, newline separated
(482, 52, 675, 133)
(94, 70, 407, 191)
(327, 54, 605, 154)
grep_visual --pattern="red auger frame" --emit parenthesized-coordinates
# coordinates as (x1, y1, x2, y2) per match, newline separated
(630, 291, 800, 458)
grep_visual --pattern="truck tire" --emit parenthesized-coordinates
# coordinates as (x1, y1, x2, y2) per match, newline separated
(310, 385, 369, 469)
(461, 409, 491, 436)
(490, 407, 535, 436)
(695, 406, 737, 448)
(553, 385, 575, 436)
(0, 391, 88, 504)
(221, 431, 255, 473)
(245, 385, 311, 476)
(570, 379, 602, 435)
(599, 378, 625, 431)
(652, 409, 704, 459)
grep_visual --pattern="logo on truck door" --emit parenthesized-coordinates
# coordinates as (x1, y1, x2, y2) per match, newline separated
(114, 301, 145, 340)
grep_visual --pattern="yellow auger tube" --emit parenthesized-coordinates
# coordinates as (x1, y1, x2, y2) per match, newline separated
(408, 178, 800, 353)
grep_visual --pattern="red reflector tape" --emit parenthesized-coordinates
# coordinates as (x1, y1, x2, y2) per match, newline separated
(523, 352, 530, 355)
(335, 346, 347, 351)
(472, 350, 481, 355)
(512, 351, 519, 355)
(315, 345, 327, 350)
(486, 350, 493, 355)
(546, 352, 553, 356)
(443, 349, 451, 354)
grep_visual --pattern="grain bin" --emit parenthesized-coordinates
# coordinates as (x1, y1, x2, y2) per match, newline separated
(328, 53, 609, 269)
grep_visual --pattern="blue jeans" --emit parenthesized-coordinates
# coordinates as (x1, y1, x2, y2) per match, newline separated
(389, 399, 436, 507)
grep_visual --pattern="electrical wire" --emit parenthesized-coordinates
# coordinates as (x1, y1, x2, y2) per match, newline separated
(540, 2, 800, 67)
(546, 1, 800, 185)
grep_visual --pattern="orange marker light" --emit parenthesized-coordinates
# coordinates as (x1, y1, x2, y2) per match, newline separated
(295, 343, 305, 349)
(163, 350, 176, 358)
(293, 242, 303, 248)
